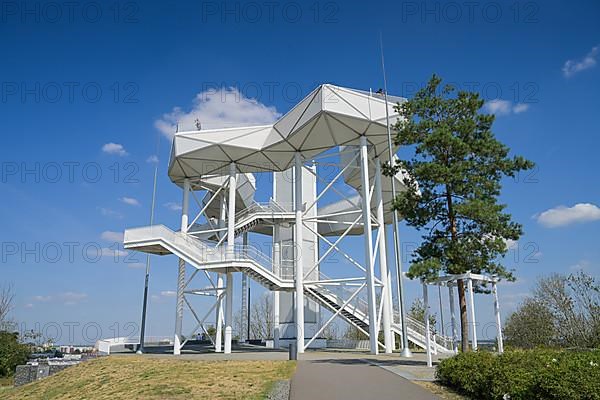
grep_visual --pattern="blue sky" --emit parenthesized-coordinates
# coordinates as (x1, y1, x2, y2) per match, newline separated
(1, 0, 599, 344)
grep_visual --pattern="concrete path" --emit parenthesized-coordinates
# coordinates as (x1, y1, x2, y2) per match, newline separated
(290, 358, 440, 400)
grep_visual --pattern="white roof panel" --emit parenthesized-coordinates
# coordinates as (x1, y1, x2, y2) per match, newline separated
(168, 84, 406, 186)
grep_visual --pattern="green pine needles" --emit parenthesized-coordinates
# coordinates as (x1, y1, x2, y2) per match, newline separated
(387, 74, 535, 351)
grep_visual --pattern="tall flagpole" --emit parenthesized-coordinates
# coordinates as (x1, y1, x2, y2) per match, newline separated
(380, 32, 412, 357)
(137, 136, 160, 354)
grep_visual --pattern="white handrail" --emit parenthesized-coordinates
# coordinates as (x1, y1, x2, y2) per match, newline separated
(125, 224, 453, 352)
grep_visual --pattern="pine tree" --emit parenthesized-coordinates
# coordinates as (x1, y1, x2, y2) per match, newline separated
(389, 74, 534, 351)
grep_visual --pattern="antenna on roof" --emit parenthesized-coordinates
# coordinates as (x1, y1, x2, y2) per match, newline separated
(379, 30, 412, 358)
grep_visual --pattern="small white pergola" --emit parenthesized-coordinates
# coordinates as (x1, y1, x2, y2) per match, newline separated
(422, 271, 504, 367)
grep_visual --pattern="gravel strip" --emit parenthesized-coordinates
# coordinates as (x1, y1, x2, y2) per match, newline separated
(266, 380, 290, 400)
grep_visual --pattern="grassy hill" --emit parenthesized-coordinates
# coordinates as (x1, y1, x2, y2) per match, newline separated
(1, 356, 296, 399)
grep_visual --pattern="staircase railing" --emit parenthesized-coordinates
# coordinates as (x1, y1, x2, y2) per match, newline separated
(126, 225, 280, 279)
(309, 272, 369, 319)
(189, 199, 294, 239)
(235, 199, 294, 223)
(309, 271, 453, 351)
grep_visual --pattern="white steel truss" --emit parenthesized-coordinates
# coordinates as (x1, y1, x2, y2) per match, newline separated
(123, 83, 458, 358)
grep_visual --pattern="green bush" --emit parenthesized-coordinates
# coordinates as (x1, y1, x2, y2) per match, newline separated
(436, 349, 600, 400)
(0, 331, 31, 378)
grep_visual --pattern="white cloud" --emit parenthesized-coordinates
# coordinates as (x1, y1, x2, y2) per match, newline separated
(99, 207, 124, 219)
(100, 230, 124, 242)
(101, 142, 128, 156)
(484, 99, 530, 116)
(512, 103, 529, 114)
(164, 202, 182, 212)
(99, 248, 129, 258)
(120, 197, 140, 206)
(536, 203, 600, 228)
(24, 303, 34, 308)
(146, 155, 159, 164)
(484, 99, 512, 115)
(569, 260, 592, 272)
(160, 290, 177, 297)
(562, 45, 599, 78)
(59, 292, 87, 302)
(33, 292, 87, 306)
(504, 239, 519, 250)
(127, 262, 146, 269)
(154, 87, 281, 138)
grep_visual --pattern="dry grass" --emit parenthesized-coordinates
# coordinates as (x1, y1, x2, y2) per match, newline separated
(413, 380, 468, 400)
(2, 356, 296, 400)
(1, 375, 14, 387)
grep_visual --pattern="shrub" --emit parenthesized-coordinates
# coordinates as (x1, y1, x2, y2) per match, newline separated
(0, 331, 31, 377)
(436, 349, 600, 400)
(504, 298, 556, 348)
(504, 272, 600, 349)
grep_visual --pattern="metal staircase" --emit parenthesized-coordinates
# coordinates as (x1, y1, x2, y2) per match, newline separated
(305, 286, 370, 335)
(124, 221, 453, 353)
(189, 201, 294, 241)
(305, 276, 454, 353)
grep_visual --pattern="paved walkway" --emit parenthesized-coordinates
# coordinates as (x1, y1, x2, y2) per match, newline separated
(290, 358, 440, 400)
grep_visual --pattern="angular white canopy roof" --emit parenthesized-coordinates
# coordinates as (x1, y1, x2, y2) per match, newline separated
(168, 84, 405, 186)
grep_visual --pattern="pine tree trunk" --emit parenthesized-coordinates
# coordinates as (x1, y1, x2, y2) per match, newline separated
(445, 187, 470, 351)
(457, 279, 469, 351)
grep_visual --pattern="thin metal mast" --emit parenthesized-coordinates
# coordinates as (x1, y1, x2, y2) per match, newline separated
(137, 136, 160, 354)
(380, 32, 412, 357)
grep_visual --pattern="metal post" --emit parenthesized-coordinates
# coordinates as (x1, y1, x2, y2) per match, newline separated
(225, 272, 233, 353)
(492, 281, 504, 354)
(294, 152, 305, 354)
(224, 162, 236, 354)
(241, 233, 249, 342)
(273, 226, 281, 348)
(448, 285, 458, 354)
(137, 157, 159, 354)
(438, 285, 445, 338)
(467, 277, 478, 351)
(359, 135, 378, 355)
(380, 38, 412, 358)
(215, 193, 226, 353)
(174, 178, 190, 355)
(423, 282, 432, 367)
(247, 285, 251, 341)
(375, 158, 392, 353)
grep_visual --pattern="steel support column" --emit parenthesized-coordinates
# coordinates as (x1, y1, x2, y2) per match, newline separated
(359, 136, 378, 355)
(423, 282, 432, 367)
(241, 233, 249, 342)
(215, 193, 226, 352)
(467, 278, 478, 351)
(225, 273, 233, 353)
(273, 226, 281, 348)
(294, 152, 305, 354)
(492, 281, 504, 354)
(448, 285, 459, 354)
(375, 158, 392, 353)
(225, 162, 236, 354)
(174, 178, 190, 355)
